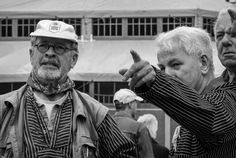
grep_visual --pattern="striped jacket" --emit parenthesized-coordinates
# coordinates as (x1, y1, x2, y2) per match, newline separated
(136, 70, 236, 158)
(0, 85, 136, 158)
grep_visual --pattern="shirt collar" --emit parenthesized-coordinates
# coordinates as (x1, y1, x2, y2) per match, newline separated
(33, 91, 69, 107)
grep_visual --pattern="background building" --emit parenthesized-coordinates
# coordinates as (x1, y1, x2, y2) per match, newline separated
(0, 0, 230, 148)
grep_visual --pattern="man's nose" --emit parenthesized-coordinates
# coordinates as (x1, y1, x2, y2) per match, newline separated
(45, 46, 56, 57)
(221, 34, 232, 47)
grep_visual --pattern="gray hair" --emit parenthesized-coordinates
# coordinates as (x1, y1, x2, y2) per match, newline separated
(137, 114, 158, 139)
(214, 5, 236, 40)
(155, 26, 214, 73)
(30, 36, 37, 46)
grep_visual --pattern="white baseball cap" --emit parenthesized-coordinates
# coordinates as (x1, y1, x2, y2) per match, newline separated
(113, 88, 143, 104)
(30, 20, 78, 43)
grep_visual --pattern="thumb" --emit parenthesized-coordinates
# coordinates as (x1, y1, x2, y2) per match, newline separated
(130, 50, 141, 63)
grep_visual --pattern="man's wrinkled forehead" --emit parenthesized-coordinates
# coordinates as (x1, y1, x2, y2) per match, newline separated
(156, 41, 182, 59)
(157, 49, 175, 59)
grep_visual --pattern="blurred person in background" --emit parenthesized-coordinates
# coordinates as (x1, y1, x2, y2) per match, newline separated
(138, 114, 169, 158)
(113, 88, 154, 158)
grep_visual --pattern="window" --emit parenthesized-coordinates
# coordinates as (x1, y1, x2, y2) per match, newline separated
(162, 17, 194, 32)
(0, 82, 26, 94)
(57, 18, 81, 36)
(13, 82, 26, 90)
(18, 19, 41, 37)
(74, 81, 89, 94)
(127, 18, 158, 36)
(203, 17, 216, 38)
(0, 19, 13, 37)
(0, 83, 12, 94)
(92, 18, 122, 36)
(94, 82, 128, 104)
(4, 18, 81, 38)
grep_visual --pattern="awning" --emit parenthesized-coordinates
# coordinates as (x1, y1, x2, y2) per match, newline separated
(0, 40, 225, 82)
(0, 0, 230, 18)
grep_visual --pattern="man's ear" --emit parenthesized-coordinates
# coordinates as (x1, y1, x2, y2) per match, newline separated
(127, 103, 132, 110)
(29, 48, 33, 57)
(200, 55, 209, 75)
(29, 48, 34, 65)
(70, 53, 78, 68)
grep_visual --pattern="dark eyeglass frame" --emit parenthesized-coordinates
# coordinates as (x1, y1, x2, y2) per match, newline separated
(34, 42, 75, 55)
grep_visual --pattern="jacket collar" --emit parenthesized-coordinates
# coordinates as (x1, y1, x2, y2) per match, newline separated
(3, 85, 86, 118)
(2, 85, 87, 128)
(71, 89, 86, 118)
(3, 84, 28, 109)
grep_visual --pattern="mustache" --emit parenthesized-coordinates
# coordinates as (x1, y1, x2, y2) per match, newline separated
(40, 59, 60, 67)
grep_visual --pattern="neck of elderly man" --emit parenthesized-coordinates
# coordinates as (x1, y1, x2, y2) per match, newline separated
(29, 36, 78, 101)
(115, 101, 138, 119)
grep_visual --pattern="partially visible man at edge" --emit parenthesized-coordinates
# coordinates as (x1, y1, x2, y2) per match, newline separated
(0, 20, 136, 158)
(119, 6, 236, 158)
(213, 5, 236, 85)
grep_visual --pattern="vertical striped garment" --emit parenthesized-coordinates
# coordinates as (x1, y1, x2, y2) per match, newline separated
(96, 114, 137, 158)
(20, 88, 136, 158)
(136, 70, 236, 158)
(24, 88, 73, 158)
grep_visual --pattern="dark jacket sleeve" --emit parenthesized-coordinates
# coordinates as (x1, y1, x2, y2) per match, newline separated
(138, 124, 154, 158)
(96, 114, 136, 158)
(136, 69, 236, 145)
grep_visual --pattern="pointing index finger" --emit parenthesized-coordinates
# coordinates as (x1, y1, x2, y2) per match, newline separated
(122, 50, 142, 81)
(130, 50, 141, 63)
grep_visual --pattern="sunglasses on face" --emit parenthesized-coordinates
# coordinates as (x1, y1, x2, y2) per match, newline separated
(34, 42, 75, 55)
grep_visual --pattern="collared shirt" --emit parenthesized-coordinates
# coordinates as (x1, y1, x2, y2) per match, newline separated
(136, 69, 236, 158)
(33, 91, 68, 135)
(32, 92, 137, 158)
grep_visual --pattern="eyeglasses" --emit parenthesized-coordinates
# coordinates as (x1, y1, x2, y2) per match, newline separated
(34, 43, 75, 55)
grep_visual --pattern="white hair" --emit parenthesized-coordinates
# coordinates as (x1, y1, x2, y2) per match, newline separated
(214, 5, 236, 40)
(155, 26, 214, 73)
(137, 114, 158, 139)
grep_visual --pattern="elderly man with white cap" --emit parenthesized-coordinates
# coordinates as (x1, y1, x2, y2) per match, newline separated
(0, 20, 136, 158)
(113, 88, 154, 158)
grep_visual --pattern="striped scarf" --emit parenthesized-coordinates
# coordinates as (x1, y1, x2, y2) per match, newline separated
(23, 87, 73, 158)
(27, 72, 75, 96)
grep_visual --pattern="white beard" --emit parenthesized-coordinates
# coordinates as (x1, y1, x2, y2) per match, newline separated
(37, 67, 61, 81)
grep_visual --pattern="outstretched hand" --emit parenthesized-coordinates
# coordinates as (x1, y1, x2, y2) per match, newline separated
(119, 50, 156, 89)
